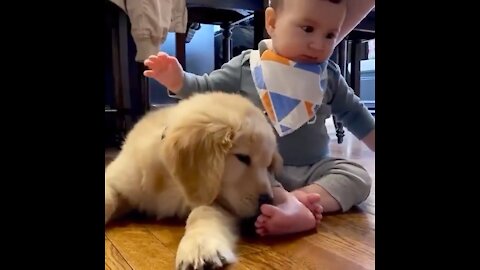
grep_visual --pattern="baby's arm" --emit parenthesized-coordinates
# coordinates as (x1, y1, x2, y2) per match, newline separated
(144, 51, 248, 98)
(328, 65, 375, 150)
(362, 129, 375, 152)
(336, 0, 375, 46)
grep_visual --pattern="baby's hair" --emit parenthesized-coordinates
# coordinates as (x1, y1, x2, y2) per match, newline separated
(269, 0, 342, 9)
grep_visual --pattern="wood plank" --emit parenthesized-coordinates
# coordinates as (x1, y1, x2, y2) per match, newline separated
(318, 215, 375, 248)
(105, 236, 132, 270)
(333, 211, 375, 231)
(142, 218, 185, 253)
(305, 229, 374, 269)
(235, 237, 271, 256)
(235, 250, 299, 270)
(106, 222, 175, 269)
(270, 236, 370, 270)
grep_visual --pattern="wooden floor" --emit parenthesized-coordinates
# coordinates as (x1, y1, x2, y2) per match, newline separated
(105, 118, 375, 270)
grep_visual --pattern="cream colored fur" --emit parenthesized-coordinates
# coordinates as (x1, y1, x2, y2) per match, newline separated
(105, 92, 282, 270)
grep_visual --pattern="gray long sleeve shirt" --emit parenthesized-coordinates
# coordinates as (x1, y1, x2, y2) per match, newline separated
(177, 48, 374, 166)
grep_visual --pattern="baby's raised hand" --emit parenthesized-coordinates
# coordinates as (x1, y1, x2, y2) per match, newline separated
(143, 52, 184, 92)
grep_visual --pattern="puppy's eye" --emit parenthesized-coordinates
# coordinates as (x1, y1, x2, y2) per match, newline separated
(235, 154, 251, 166)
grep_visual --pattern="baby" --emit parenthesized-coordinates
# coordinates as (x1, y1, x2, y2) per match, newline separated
(144, 0, 375, 236)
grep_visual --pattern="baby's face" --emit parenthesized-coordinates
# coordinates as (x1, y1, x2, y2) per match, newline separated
(266, 0, 346, 64)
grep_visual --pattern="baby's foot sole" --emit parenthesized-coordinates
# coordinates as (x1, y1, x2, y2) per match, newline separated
(292, 191, 323, 217)
(258, 204, 316, 236)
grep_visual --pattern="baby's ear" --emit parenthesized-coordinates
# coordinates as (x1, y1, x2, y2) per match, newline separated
(265, 7, 277, 37)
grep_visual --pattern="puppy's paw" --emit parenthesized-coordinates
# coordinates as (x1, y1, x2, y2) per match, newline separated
(175, 232, 236, 270)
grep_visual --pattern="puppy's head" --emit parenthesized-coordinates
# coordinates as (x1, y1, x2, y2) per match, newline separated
(162, 92, 281, 218)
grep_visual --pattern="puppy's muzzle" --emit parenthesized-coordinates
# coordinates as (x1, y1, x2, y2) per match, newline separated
(239, 193, 273, 237)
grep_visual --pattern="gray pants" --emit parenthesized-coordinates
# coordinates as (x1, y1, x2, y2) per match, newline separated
(273, 157, 372, 212)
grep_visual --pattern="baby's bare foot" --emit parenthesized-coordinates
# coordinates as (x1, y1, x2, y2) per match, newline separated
(292, 190, 324, 223)
(254, 195, 317, 236)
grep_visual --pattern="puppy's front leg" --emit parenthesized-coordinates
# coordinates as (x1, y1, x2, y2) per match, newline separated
(105, 177, 122, 224)
(176, 206, 238, 270)
(105, 167, 134, 225)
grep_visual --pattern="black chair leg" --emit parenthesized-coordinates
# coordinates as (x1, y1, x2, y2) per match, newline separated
(221, 22, 232, 62)
(333, 115, 345, 144)
(332, 40, 348, 145)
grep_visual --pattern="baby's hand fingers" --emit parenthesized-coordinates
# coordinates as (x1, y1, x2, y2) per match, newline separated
(143, 70, 155, 78)
(144, 59, 155, 68)
(144, 53, 171, 70)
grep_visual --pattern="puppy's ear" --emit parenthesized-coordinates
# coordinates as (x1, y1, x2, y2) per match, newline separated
(163, 120, 235, 206)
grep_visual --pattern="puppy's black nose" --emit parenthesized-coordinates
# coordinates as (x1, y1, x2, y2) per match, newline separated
(239, 194, 274, 237)
(258, 193, 273, 206)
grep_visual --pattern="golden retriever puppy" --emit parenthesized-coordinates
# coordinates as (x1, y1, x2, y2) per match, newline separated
(105, 92, 281, 269)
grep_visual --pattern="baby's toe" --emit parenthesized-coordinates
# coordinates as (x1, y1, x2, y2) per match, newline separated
(314, 213, 323, 224)
(260, 204, 280, 218)
(313, 204, 324, 214)
(255, 215, 268, 227)
(306, 193, 321, 203)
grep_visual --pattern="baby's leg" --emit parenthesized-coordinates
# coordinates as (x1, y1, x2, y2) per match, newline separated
(255, 187, 321, 236)
(255, 157, 372, 236)
(299, 157, 373, 213)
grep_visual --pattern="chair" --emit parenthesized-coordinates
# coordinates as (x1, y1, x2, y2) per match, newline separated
(175, 6, 253, 69)
(331, 10, 375, 144)
(105, 1, 149, 148)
